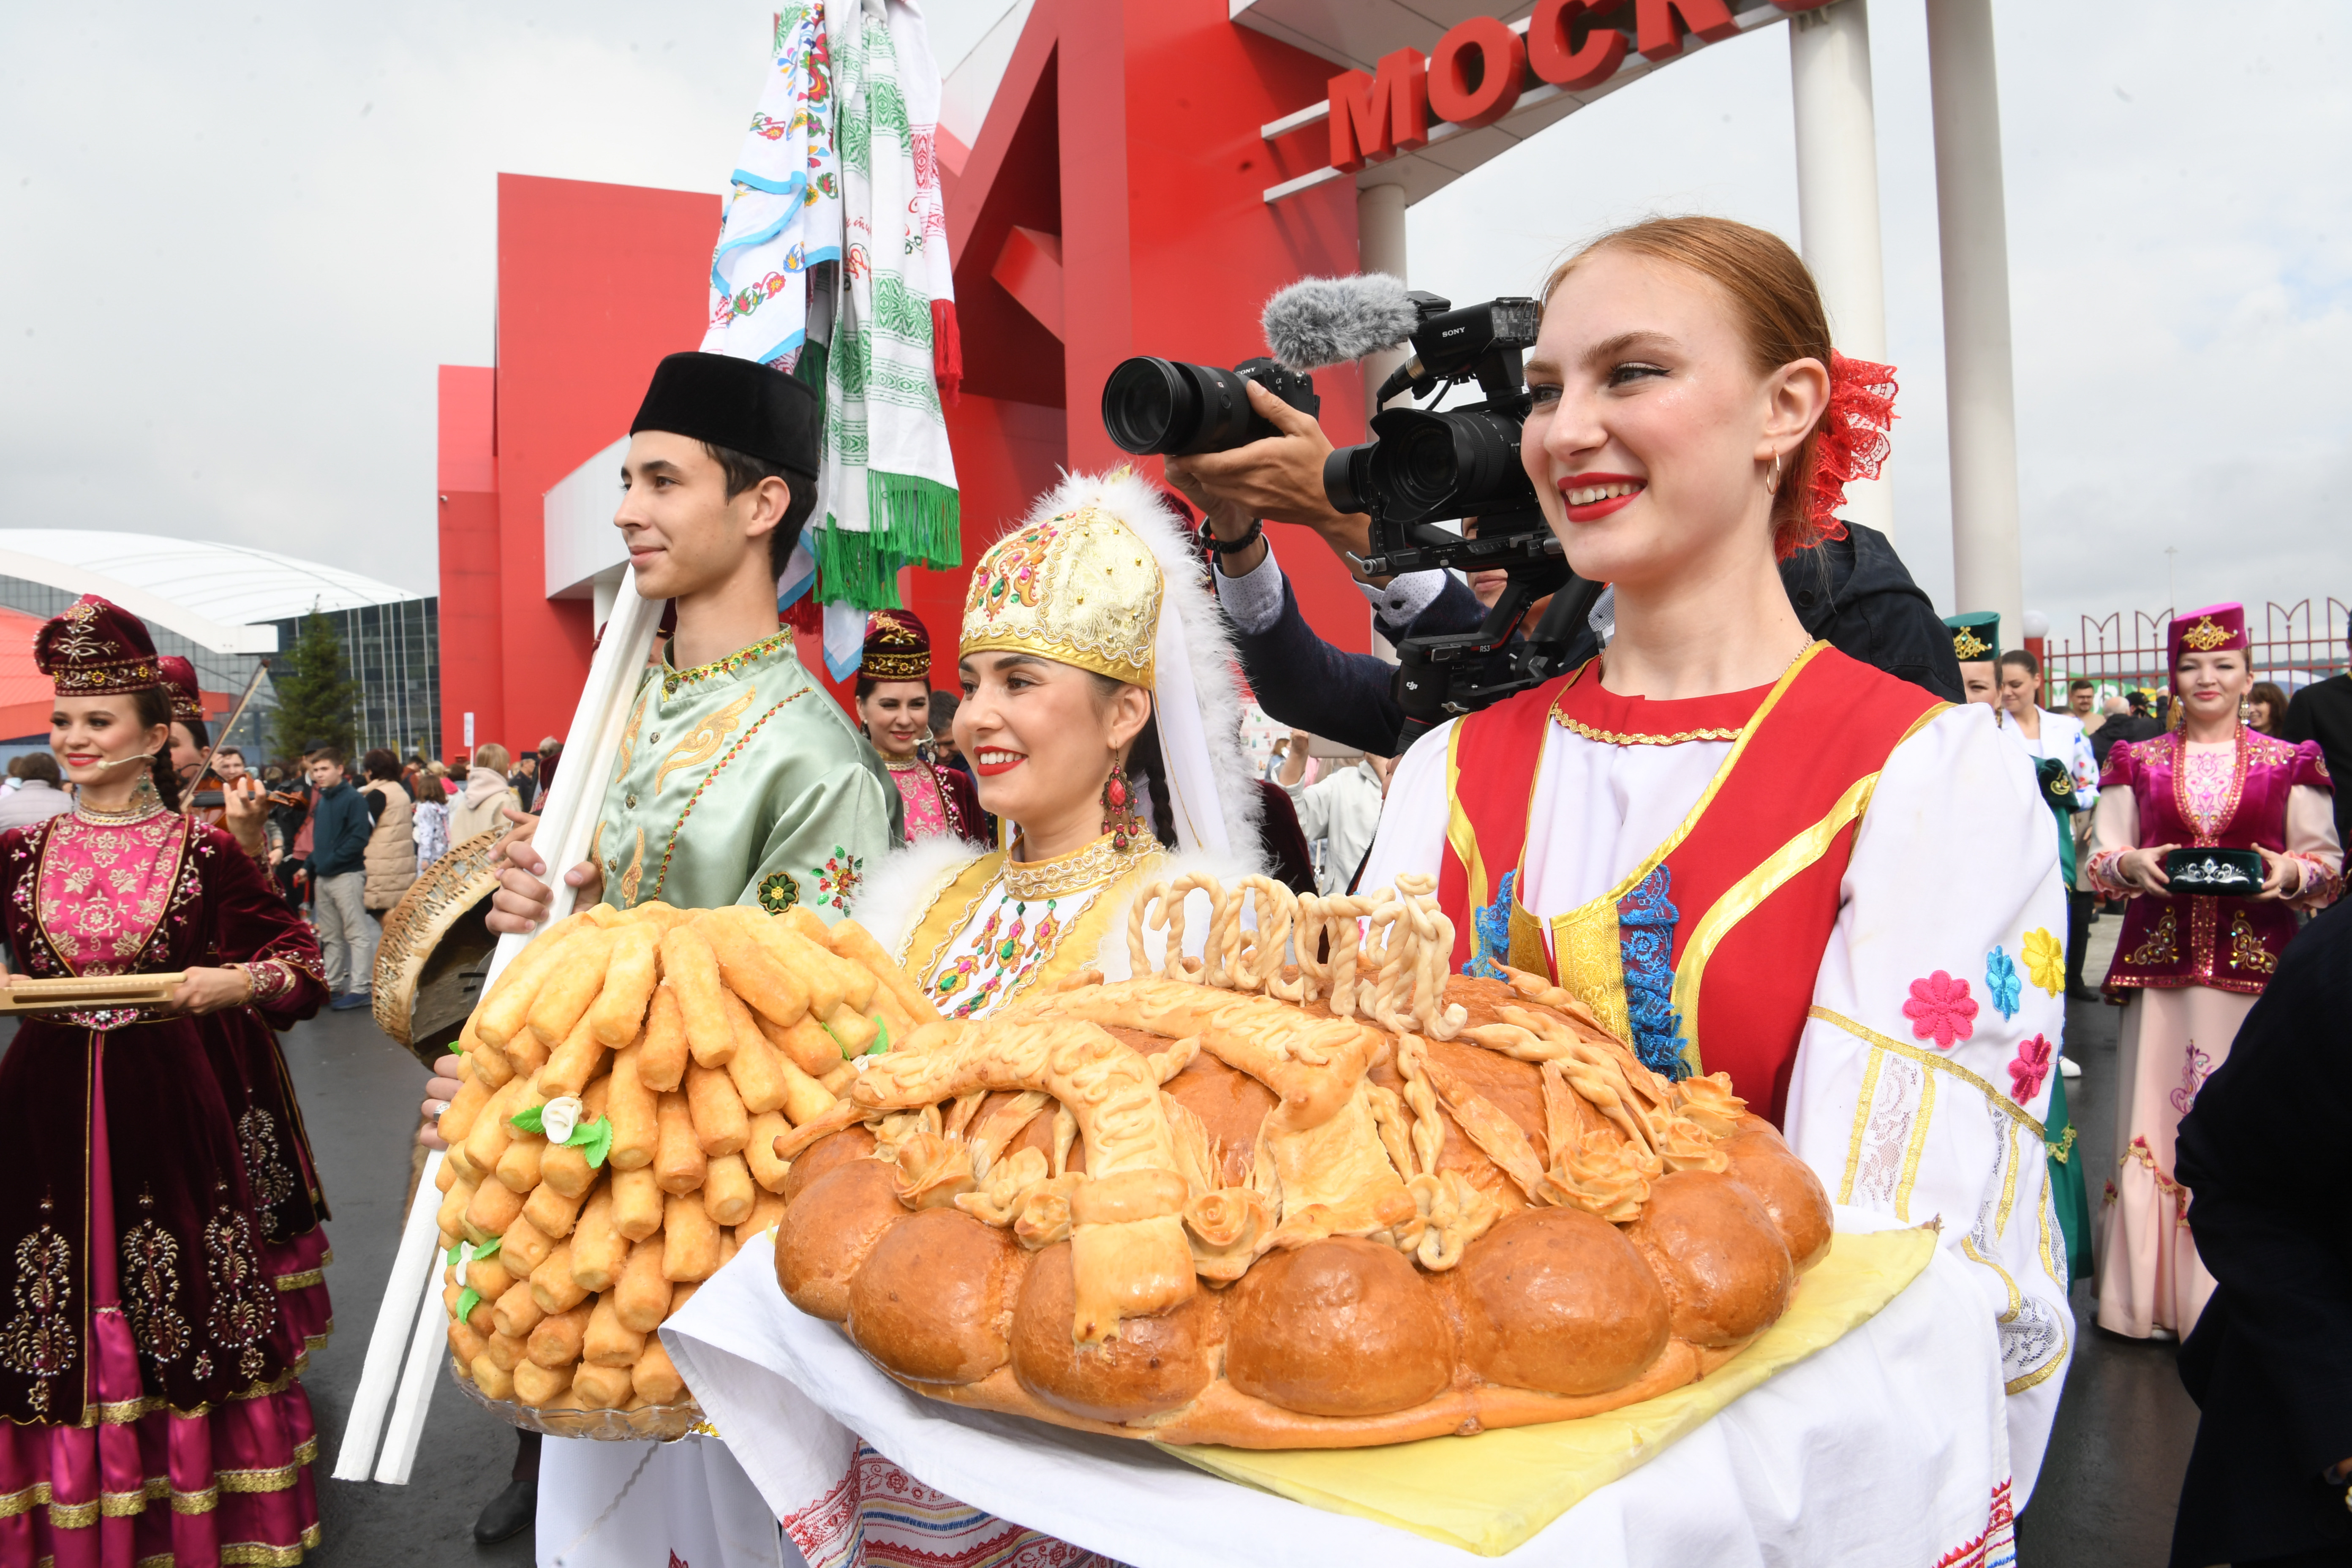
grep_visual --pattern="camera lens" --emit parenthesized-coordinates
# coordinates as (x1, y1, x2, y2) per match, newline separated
(1102, 358, 1195, 455)
(1102, 359, 1277, 455)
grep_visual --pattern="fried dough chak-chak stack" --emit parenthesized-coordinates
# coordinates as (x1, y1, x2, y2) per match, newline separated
(772, 872, 1837, 1450)
(436, 900, 937, 1417)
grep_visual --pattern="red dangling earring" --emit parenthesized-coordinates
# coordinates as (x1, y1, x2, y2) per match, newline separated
(1102, 755, 1141, 851)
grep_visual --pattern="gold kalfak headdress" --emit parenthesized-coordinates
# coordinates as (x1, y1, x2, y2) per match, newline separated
(960, 503, 1164, 688)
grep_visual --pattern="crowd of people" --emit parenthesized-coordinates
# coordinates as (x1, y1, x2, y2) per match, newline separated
(6, 213, 2348, 1567)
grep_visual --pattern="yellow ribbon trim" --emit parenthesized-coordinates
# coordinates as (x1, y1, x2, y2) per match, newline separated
(1444, 719, 1489, 920)
(1533, 642, 1831, 1039)
(1666, 770, 1883, 1076)
(1808, 1005, 2046, 1140)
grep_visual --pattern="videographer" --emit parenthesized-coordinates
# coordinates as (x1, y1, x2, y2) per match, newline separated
(1167, 378, 1959, 758)
(1165, 388, 1566, 755)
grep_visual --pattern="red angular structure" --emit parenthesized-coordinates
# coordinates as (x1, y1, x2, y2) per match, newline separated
(436, 0, 1373, 763)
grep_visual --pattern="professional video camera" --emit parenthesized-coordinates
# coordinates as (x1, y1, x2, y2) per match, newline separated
(1265, 276, 1605, 746)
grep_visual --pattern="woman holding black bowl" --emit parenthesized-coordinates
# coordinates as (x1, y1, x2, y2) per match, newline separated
(2086, 602, 2340, 1340)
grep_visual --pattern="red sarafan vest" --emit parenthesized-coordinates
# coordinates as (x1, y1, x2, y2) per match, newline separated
(1435, 644, 1946, 1124)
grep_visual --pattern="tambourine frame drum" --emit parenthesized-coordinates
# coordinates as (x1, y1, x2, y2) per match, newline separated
(373, 829, 506, 1070)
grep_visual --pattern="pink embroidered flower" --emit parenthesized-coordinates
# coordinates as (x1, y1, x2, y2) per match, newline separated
(2169, 1043, 2212, 1116)
(1902, 971, 1979, 1049)
(2008, 1034, 2055, 1102)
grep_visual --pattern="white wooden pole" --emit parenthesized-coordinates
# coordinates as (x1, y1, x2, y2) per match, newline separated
(328, 1146, 446, 1480)
(338, 566, 665, 1483)
(1925, 0, 2025, 632)
(1788, 0, 1894, 539)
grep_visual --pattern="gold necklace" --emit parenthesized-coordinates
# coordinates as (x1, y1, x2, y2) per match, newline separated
(1000, 830, 1161, 901)
(74, 774, 165, 824)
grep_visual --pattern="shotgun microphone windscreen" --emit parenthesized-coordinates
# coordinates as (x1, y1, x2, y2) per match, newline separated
(1260, 273, 1420, 371)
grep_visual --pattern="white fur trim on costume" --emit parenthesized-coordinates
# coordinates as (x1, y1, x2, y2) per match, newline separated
(854, 833, 986, 966)
(1013, 470, 1266, 870)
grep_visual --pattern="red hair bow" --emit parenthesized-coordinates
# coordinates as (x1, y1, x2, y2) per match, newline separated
(1793, 351, 1898, 553)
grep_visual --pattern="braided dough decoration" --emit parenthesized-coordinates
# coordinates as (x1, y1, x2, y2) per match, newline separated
(775, 872, 1835, 1448)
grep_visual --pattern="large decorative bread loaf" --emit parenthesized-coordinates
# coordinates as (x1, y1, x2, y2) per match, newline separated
(433, 898, 935, 1424)
(773, 873, 1832, 1449)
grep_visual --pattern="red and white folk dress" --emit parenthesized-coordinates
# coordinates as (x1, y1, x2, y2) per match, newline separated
(1364, 643, 2076, 1497)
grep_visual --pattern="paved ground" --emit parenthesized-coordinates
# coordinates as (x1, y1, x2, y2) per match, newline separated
(275, 1007, 537, 1566)
(7, 905, 2206, 1564)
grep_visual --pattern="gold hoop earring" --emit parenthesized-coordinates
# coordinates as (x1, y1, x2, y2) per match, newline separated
(1766, 453, 1783, 492)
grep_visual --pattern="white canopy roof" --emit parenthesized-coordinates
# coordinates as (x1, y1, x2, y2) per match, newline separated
(0, 530, 420, 653)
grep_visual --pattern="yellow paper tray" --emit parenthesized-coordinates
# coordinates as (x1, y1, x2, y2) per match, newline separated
(1157, 1227, 1938, 1557)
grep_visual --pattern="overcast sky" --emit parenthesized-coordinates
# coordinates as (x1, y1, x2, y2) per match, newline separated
(3, 0, 2345, 651)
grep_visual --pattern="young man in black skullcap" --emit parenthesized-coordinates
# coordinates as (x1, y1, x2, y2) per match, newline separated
(440, 351, 903, 1542)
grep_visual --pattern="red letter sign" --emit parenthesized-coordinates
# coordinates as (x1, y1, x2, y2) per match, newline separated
(1528, 0, 1630, 92)
(1429, 17, 1526, 131)
(1635, 0, 1739, 60)
(1329, 48, 1431, 172)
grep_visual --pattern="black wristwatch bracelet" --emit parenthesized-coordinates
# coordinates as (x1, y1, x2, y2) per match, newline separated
(1196, 517, 1264, 556)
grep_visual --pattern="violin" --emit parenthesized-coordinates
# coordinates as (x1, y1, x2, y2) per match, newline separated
(186, 774, 304, 813)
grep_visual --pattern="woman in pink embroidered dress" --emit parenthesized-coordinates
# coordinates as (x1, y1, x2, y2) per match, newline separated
(2087, 602, 2340, 1339)
(0, 597, 331, 1566)
(852, 608, 987, 849)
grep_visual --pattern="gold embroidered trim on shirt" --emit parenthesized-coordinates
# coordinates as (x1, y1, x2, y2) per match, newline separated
(659, 628, 797, 698)
(1549, 711, 1746, 747)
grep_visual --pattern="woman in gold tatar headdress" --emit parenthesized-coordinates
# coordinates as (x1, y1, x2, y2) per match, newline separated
(855, 472, 1268, 1019)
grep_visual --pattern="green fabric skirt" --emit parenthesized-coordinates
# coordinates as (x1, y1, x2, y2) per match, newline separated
(2045, 1062, 2092, 1283)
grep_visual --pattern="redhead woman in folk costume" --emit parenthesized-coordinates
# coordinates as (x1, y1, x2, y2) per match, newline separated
(0, 596, 331, 1566)
(2085, 603, 2338, 1340)
(1358, 217, 2075, 1493)
(853, 608, 988, 849)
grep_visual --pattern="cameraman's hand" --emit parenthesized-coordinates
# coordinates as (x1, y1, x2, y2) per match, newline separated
(1166, 383, 1375, 576)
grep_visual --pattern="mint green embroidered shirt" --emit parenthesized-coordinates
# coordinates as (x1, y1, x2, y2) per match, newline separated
(591, 629, 903, 921)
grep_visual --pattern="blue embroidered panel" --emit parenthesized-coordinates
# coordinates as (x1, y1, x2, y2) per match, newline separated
(1465, 868, 1516, 980)
(1617, 865, 1690, 1081)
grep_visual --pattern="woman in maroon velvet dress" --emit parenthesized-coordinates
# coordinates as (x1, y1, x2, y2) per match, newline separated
(0, 597, 330, 1566)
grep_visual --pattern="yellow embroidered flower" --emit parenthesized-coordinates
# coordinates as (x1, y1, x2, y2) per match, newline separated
(2022, 927, 2065, 997)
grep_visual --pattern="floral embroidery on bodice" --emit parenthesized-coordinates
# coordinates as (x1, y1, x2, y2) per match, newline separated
(917, 833, 1157, 1021)
(39, 808, 187, 975)
(887, 761, 951, 842)
(2178, 743, 2235, 837)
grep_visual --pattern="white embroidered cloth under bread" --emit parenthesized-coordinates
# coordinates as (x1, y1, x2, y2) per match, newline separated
(1362, 696, 2073, 1496)
(627, 1212, 2013, 1568)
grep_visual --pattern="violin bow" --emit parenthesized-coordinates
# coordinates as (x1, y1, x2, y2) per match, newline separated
(181, 657, 273, 817)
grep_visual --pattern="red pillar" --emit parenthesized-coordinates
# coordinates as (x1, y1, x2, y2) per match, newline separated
(492, 174, 719, 754)
(1064, 0, 1371, 649)
(436, 365, 502, 764)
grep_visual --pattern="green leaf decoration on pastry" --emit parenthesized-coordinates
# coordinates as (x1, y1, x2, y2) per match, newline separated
(866, 1015, 891, 1056)
(509, 1104, 547, 1135)
(577, 1116, 615, 1170)
(455, 1286, 481, 1323)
